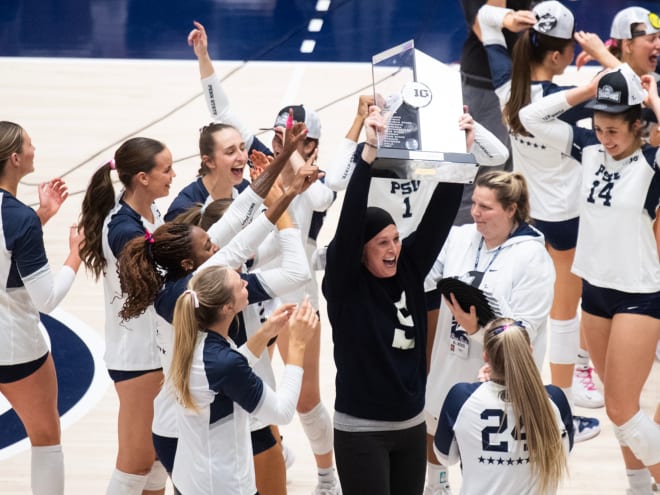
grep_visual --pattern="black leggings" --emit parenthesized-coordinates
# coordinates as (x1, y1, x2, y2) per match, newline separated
(334, 422, 426, 495)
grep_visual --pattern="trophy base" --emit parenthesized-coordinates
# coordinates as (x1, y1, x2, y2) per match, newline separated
(372, 148, 478, 183)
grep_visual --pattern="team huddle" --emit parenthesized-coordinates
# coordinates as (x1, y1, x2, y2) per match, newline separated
(1, 2, 660, 495)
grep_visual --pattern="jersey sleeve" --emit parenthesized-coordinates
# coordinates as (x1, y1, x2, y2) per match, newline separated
(204, 347, 264, 413)
(107, 218, 145, 259)
(252, 364, 303, 424)
(203, 213, 274, 270)
(201, 73, 256, 150)
(324, 138, 360, 191)
(10, 209, 48, 279)
(434, 382, 481, 465)
(206, 186, 264, 247)
(12, 209, 76, 312)
(470, 121, 509, 166)
(519, 90, 599, 162)
(546, 385, 574, 451)
(252, 228, 310, 298)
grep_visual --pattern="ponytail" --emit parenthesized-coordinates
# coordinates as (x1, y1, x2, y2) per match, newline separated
(79, 162, 116, 280)
(118, 222, 195, 320)
(484, 318, 568, 493)
(169, 265, 233, 411)
(170, 290, 201, 411)
(504, 29, 574, 136)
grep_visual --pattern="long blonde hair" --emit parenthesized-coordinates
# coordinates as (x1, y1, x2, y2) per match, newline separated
(484, 318, 568, 493)
(169, 265, 233, 411)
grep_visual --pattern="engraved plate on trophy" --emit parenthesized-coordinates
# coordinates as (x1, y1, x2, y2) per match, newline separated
(371, 40, 478, 183)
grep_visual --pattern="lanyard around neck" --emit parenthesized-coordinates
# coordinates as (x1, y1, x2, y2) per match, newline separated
(474, 237, 504, 273)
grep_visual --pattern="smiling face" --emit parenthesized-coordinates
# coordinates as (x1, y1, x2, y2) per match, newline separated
(204, 127, 248, 187)
(593, 112, 640, 160)
(144, 147, 175, 199)
(471, 186, 516, 248)
(362, 224, 401, 278)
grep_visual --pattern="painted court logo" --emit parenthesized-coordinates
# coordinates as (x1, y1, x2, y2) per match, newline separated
(0, 308, 108, 460)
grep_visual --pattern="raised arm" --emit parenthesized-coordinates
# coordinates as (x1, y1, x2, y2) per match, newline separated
(519, 79, 600, 159)
(324, 95, 374, 191)
(324, 106, 382, 289)
(188, 21, 255, 147)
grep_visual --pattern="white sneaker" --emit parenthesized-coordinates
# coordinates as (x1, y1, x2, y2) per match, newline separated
(573, 366, 605, 408)
(573, 415, 600, 442)
(312, 478, 342, 495)
(281, 442, 296, 470)
(423, 485, 454, 495)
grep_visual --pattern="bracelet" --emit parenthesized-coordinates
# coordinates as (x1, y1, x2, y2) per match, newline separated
(364, 141, 378, 149)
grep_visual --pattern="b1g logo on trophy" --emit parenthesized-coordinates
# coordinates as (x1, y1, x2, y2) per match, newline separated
(371, 40, 477, 183)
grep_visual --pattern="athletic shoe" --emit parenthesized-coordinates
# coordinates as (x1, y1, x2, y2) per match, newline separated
(281, 442, 296, 470)
(312, 478, 342, 495)
(573, 366, 605, 409)
(573, 415, 600, 442)
(424, 483, 454, 495)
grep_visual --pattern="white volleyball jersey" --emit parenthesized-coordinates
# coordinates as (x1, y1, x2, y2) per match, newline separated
(573, 145, 660, 292)
(172, 332, 262, 495)
(172, 331, 302, 495)
(486, 42, 587, 222)
(102, 199, 162, 370)
(519, 90, 660, 292)
(0, 190, 75, 365)
(434, 381, 572, 495)
(325, 125, 508, 237)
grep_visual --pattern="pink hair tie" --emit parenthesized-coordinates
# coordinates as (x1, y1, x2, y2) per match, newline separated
(604, 38, 618, 49)
(144, 229, 155, 244)
(109, 158, 116, 170)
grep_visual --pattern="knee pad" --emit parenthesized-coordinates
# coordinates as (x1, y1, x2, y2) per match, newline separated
(144, 460, 168, 491)
(107, 469, 147, 495)
(614, 411, 660, 466)
(299, 402, 333, 455)
(549, 317, 580, 365)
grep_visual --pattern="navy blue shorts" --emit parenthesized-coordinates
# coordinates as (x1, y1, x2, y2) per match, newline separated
(581, 279, 660, 319)
(152, 433, 178, 473)
(533, 217, 579, 251)
(251, 425, 277, 455)
(0, 352, 49, 384)
(107, 367, 162, 383)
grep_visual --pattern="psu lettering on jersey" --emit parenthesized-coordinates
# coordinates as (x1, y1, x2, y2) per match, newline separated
(390, 180, 421, 195)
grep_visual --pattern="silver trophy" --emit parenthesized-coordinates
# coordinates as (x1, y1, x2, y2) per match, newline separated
(371, 40, 477, 183)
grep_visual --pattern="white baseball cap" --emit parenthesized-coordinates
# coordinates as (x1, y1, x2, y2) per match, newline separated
(532, 1, 575, 40)
(610, 6, 660, 39)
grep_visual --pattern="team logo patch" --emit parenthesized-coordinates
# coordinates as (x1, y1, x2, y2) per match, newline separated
(597, 85, 621, 103)
(0, 309, 109, 460)
(535, 13, 558, 33)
